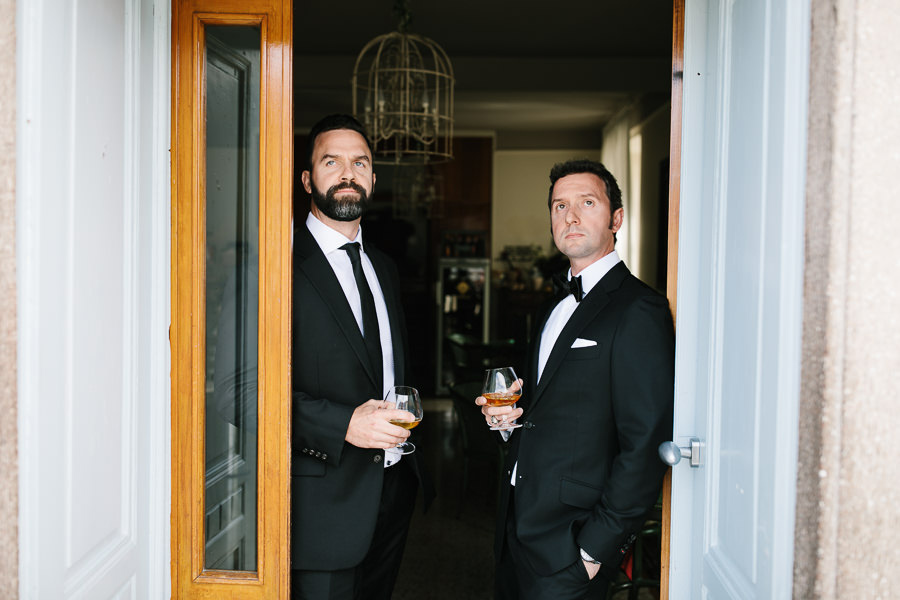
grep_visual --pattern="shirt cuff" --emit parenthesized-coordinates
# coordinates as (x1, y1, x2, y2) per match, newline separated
(579, 548, 601, 565)
(384, 447, 401, 468)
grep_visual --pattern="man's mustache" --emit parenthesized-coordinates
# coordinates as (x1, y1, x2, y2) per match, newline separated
(332, 182, 365, 195)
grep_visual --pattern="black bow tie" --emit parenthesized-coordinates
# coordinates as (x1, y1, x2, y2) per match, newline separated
(553, 273, 584, 302)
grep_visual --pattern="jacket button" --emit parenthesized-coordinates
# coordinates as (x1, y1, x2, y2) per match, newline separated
(315, 451, 322, 458)
(322, 453, 328, 460)
(523, 421, 535, 429)
(373, 455, 382, 463)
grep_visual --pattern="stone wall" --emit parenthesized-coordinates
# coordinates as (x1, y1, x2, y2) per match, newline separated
(795, 0, 900, 597)
(0, 0, 18, 597)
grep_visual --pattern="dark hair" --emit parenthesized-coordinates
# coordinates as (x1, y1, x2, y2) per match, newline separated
(546, 159, 623, 214)
(305, 114, 373, 170)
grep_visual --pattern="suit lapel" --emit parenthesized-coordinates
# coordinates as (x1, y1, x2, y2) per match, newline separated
(525, 297, 557, 405)
(531, 262, 630, 408)
(295, 227, 380, 388)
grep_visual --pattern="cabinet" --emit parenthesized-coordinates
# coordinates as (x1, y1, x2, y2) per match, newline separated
(435, 258, 490, 392)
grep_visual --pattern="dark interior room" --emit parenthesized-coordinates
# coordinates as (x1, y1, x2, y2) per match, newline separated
(293, 2, 673, 597)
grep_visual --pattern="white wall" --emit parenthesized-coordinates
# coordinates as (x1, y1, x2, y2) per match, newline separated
(491, 124, 669, 287)
(602, 102, 671, 288)
(17, 0, 170, 597)
(491, 150, 603, 262)
(491, 109, 671, 286)
(631, 104, 671, 288)
(601, 109, 634, 267)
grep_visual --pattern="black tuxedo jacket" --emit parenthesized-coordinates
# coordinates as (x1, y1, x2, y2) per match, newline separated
(290, 225, 429, 571)
(498, 261, 674, 579)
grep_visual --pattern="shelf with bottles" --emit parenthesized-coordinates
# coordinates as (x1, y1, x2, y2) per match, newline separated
(435, 257, 491, 393)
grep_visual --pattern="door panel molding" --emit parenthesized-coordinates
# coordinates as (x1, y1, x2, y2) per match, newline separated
(16, 0, 175, 596)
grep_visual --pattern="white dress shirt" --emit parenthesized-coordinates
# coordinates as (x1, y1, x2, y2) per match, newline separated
(306, 213, 400, 466)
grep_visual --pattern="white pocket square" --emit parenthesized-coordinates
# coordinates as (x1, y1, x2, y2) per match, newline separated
(571, 338, 597, 348)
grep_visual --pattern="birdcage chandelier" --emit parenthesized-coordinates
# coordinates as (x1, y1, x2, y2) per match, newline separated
(392, 165, 445, 219)
(351, 2, 454, 165)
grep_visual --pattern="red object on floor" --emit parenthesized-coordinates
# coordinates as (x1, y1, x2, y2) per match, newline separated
(621, 547, 634, 580)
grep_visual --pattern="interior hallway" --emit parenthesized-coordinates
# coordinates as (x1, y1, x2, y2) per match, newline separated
(394, 398, 497, 599)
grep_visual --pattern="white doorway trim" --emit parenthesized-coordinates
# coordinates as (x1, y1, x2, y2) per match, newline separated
(145, 0, 172, 597)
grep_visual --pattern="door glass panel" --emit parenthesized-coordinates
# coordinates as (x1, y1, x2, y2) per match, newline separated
(203, 24, 261, 572)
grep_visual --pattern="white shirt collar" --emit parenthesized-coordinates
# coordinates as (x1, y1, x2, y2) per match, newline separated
(305, 212, 363, 255)
(569, 250, 621, 297)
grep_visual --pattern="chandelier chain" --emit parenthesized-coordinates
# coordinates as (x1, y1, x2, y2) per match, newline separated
(351, 2, 455, 165)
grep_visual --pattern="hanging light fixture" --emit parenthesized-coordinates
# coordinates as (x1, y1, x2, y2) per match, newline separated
(352, 0, 455, 165)
(392, 165, 445, 219)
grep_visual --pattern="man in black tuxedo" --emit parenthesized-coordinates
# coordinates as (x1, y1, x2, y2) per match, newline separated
(291, 114, 430, 599)
(478, 159, 674, 599)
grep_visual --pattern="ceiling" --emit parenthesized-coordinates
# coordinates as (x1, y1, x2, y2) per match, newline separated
(293, 1, 674, 149)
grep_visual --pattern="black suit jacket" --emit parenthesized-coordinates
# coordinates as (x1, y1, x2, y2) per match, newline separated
(290, 224, 429, 571)
(498, 261, 674, 578)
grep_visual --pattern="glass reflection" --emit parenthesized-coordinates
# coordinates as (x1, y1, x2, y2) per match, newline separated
(203, 24, 260, 572)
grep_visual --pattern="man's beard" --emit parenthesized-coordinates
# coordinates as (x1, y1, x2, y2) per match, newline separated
(310, 181, 370, 222)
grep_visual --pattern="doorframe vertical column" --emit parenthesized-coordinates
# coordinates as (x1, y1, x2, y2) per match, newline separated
(660, 0, 685, 597)
(1, 0, 18, 596)
(148, 0, 173, 597)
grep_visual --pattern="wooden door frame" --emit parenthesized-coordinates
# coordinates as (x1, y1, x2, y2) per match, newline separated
(170, 0, 292, 597)
(660, 0, 684, 597)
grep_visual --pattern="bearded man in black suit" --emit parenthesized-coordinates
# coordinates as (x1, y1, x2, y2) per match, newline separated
(291, 114, 430, 600)
(478, 159, 674, 599)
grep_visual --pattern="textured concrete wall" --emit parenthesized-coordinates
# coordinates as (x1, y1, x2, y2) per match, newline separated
(0, 0, 17, 597)
(795, 0, 900, 598)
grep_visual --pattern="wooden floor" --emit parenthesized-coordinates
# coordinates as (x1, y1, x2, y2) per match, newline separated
(392, 398, 660, 600)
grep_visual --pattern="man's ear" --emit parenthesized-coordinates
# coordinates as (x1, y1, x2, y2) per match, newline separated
(301, 170, 312, 194)
(610, 207, 624, 233)
(372, 172, 376, 190)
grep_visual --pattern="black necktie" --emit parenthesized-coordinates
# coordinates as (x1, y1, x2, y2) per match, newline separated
(341, 242, 383, 390)
(552, 273, 584, 303)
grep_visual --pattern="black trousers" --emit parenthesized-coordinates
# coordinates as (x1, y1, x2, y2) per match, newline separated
(495, 485, 611, 600)
(292, 458, 418, 600)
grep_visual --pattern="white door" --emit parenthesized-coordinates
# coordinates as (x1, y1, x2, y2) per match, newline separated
(667, 0, 810, 597)
(17, 0, 170, 597)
